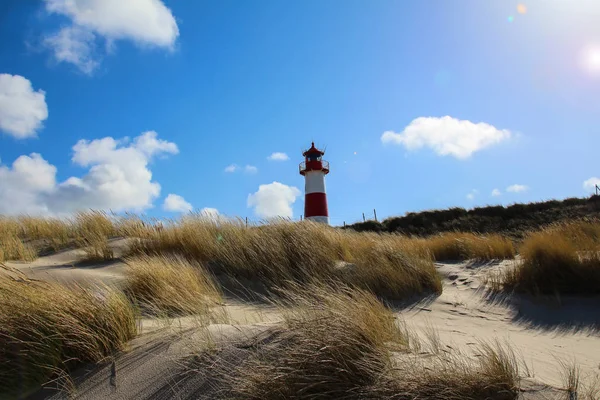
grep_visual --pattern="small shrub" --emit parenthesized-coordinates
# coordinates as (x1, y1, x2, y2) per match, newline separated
(352, 197, 600, 238)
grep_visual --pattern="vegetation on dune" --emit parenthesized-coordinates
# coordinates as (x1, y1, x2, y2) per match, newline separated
(125, 217, 442, 300)
(558, 359, 600, 400)
(347, 195, 600, 239)
(123, 255, 223, 317)
(0, 265, 137, 397)
(0, 211, 117, 262)
(415, 232, 515, 261)
(74, 211, 117, 261)
(492, 221, 600, 295)
(0, 234, 37, 263)
(224, 284, 521, 400)
(3, 209, 599, 399)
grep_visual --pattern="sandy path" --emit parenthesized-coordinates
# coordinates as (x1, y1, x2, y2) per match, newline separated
(403, 261, 600, 388)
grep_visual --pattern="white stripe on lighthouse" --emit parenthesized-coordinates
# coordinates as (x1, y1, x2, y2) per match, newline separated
(305, 171, 326, 194)
(306, 216, 329, 224)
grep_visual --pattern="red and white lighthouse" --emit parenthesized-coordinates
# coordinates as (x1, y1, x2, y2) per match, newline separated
(299, 142, 330, 224)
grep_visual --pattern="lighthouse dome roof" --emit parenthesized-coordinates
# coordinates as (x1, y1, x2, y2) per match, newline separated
(303, 142, 325, 156)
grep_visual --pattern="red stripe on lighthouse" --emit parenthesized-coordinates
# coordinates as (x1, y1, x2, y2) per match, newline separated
(305, 192, 328, 217)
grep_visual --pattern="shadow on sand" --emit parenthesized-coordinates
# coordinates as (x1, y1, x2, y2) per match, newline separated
(32, 258, 124, 271)
(26, 325, 280, 400)
(484, 289, 600, 334)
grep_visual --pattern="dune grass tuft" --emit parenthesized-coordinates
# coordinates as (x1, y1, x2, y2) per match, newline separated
(74, 211, 116, 262)
(227, 284, 409, 399)
(0, 211, 118, 262)
(494, 221, 600, 295)
(558, 359, 600, 400)
(370, 340, 521, 400)
(0, 235, 37, 263)
(0, 264, 137, 397)
(126, 218, 442, 301)
(123, 255, 222, 317)
(419, 232, 516, 261)
(224, 284, 521, 400)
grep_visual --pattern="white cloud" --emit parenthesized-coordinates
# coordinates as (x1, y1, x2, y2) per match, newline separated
(244, 165, 258, 174)
(267, 152, 289, 161)
(247, 182, 301, 219)
(43, 0, 179, 73)
(0, 154, 57, 215)
(225, 164, 258, 174)
(381, 116, 511, 159)
(224, 164, 238, 173)
(0, 131, 178, 215)
(583, 177, 600, 193)
(491, 188, 502, 197)
(0, 74, 48, 139)
(466, 189, 479, 201)
(506, 184, 529, 193)
(163, 193, 192, 213)
(199, 207, 219, 219)
(43, 26, 99, 75)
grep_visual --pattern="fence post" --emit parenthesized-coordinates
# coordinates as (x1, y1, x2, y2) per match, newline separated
(245, 217, 248, 227)
(362, 213, 365, 222)
(344, 221, 346, 228)
(596, 184, 600, 196)
(374, 209, 377, 222)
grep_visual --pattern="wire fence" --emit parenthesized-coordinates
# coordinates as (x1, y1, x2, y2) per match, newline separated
(226, 210, 380, 227)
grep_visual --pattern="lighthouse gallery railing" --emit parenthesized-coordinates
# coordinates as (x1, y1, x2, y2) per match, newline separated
(299, 160, 329, 174)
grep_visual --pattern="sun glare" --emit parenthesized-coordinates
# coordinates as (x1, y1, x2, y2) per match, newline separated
(582, 46, 600, 76)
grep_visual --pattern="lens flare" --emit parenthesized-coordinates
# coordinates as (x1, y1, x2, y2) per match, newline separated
(507, 16, 514, 23)
(517, 4, 527, 14)
(582, 46, 600, 76)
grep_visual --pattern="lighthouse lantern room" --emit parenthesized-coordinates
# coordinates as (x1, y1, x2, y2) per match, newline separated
(299, 142, 330, 224)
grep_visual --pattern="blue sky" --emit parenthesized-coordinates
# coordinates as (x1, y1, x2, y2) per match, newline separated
(0, 0, 599, 224)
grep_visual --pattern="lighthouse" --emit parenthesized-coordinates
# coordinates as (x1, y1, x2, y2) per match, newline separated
(299, 142, 330, 224)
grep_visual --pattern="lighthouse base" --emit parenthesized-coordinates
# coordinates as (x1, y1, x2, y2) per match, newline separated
(305, 215, 329, 224)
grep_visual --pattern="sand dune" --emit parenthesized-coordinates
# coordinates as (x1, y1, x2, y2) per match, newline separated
(6, 239, 129, 286)
(9, 249, 600, 399)
(408, 261, 600, 388)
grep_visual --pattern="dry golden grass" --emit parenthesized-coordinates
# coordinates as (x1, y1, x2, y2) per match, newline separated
(0, 264, 137, 397)
(224, 284, 521, 400)
(494, 221, 600, 295)
(125, 217, 442, 301)
(74, 211, 116, 262)
(0, 217, 35, 262)
(123, 255, 223, 317)
(0, 211, 117, 263)
(18, 216, 72, 250)
(417, 232, 516, 261)
(370, 341, 521, 400)
(0, 235, 37, 263)
(558, 359, 600, 400)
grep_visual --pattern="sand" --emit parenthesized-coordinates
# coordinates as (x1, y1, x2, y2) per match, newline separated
(5, 247, 599, 399)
